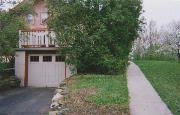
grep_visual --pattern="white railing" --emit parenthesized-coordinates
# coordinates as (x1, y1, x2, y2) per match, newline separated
(19, 30, 58, 48)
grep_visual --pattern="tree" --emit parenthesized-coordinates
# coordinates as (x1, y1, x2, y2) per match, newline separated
(133, 20, 160, 60)
(133, 20, 180, 61)
(160, 21, 180, 60)
(47, 0, 142, 74)
(0, 0, 34, 63)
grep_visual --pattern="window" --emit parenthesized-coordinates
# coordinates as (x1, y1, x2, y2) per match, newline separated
(40, 12, 48, 24)
(27, 14, 34, 25)
(43, 56, 52, 62)
(56, 56, 65, 62)
(30, 56, 39, 62)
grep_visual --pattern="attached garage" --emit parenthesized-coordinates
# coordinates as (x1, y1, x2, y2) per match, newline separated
(28, 54, 65, 87)
(15, 49, 75, 87)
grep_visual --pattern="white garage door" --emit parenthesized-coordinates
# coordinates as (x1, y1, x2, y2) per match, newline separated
(28, 54, 65, 87)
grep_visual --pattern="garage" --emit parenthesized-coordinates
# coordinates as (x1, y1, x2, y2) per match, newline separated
(15, 50, 76, 87)
(28, 54, 65, 87)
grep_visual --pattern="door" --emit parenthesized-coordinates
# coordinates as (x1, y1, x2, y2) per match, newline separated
(28, 54, 65, 87)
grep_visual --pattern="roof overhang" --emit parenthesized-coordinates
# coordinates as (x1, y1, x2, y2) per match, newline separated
(16, 47, 59, 51)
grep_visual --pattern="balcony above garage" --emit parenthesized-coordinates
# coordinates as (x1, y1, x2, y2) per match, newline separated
(19, 29, 58, 48)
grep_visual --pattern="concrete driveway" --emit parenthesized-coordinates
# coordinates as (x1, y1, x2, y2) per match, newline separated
(0, 88, 54, 115)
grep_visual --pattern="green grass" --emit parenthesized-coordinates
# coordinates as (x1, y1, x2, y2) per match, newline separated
(69, 74, 129, 107)
(135, 60, 180, 115)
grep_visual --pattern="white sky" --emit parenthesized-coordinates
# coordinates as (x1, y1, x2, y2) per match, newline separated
(1, 0, 180, 27)
(143, 0, 180, 27)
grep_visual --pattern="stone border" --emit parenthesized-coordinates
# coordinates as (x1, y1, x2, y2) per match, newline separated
(49, 81, 70, 115)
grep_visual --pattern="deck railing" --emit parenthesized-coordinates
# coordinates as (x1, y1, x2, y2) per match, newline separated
(19, 30, 58, 48)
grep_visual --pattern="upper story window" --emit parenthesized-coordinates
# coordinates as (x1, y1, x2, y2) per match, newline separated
(40, 12, 48, 24)
(27, 14, 34, 25)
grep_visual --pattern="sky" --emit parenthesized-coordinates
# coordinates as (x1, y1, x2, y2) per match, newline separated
(143, 0, 180, 27)
(1, 0, 180, 27)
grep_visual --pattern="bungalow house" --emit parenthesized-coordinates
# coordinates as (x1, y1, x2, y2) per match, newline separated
(15, 0, 75, 87)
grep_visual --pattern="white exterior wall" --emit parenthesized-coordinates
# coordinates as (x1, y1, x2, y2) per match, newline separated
(15, 51, 25, 86)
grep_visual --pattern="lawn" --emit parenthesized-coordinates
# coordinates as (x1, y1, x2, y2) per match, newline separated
(64, 74, 129, 115)
(135, 60, 180, 115)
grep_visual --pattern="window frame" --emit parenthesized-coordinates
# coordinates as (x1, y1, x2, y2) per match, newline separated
(30, 56, 39, 62)
(40, 12, 48, 25)
(26, 14, 35, 25)
(43, 56, 52, 62)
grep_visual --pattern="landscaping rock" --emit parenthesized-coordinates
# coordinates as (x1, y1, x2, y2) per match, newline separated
(0, 79, 10, 90)
(55, 89, 63, 94)
(0, 76, 21, 90)
(49, 81, 70, 114)
(0, 75, 3, 79)
(49, 111, 59, 115)
(49, 108, 70, 115)
(58, 86, 68, 91)
(59, 82, 66, 87)
(50, 102, 62, 109)
(58, 108, 70, 115)
(58, 99, 64, 105)
(9, 77, 21, 88)
(60, 89, 69, 95)
(52, 93, 63, 102)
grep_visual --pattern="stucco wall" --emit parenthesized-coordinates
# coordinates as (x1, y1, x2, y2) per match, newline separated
(28, 0, 48, 30)
(15, 51, 25, 86)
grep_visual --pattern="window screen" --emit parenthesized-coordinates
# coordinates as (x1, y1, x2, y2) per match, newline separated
(30, 56, 39, 62)
(43, 56, 52, 62)
(40, 12, 48, 24)
(27, 14, 34, 25)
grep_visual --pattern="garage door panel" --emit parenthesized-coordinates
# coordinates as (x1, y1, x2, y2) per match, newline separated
(55, 63, 65, 84)
(55, 64, 60, 84)
(28, 55, 65, 87)
(28, 63, 46, 87)
(44, 63, 57, 87)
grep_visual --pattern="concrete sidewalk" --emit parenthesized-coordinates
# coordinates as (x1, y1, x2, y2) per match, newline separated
(127, 62, 173, 115)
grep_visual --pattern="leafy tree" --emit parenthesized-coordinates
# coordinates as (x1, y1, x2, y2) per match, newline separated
(47, 0, 142, 74)
(0, 0, 34, 63)
(133, 20, 180, 61)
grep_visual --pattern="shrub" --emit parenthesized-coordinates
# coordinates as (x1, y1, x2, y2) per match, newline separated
(47, 0, 142, 74)
(0, 59, 7, 73)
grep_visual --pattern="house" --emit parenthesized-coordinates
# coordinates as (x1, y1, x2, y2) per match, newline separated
(15, 0, 75, 87)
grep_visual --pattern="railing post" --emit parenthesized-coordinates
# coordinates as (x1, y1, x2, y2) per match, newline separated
(19, 30, 21, 48)
(45, 30, 49, 47)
